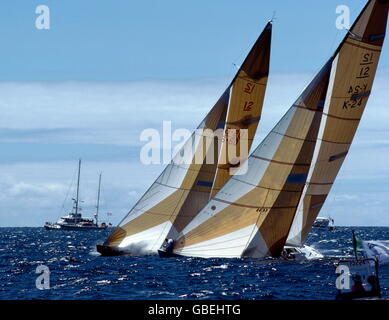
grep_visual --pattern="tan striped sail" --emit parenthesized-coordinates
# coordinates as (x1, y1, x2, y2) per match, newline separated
(167, 22, 272, 238)
(98, 22, 272, 255)
(210, 25, 272, 198)
(171, 59, 333, 258)
(287, 0, 388, 247)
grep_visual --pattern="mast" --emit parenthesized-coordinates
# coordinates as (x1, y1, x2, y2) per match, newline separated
(95, 172, 102, 225)
(75, 158, 81, 216)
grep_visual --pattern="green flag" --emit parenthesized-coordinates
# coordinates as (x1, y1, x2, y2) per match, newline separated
(352, 230, 363, 259)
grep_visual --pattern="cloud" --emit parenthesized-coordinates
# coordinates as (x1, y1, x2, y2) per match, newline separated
(0, 80, 229, 146)
(0, 73, 315, 147)
(0, 160, 163, 226)
(323, 189, 389, 227)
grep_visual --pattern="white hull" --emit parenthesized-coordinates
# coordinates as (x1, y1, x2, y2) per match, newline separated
(282, 245, 324, 261)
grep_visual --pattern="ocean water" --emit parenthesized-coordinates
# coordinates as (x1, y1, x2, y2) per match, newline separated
(0, 227, 388, 300)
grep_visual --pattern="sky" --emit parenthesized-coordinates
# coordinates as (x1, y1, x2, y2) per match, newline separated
(0, 0, 388, 226)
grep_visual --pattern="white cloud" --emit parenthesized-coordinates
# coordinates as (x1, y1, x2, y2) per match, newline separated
(0, 79, 228, 146)
(323, 189, 389, 227)
(0, 160, 163, 226)
(0, 73, 315, 147)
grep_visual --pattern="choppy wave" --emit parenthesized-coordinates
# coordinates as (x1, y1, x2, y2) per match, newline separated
(0, 227, 388, 300)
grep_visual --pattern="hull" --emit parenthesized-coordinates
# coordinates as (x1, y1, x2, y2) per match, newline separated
(157, 249, 181, 258)
(60, 225, 107, 231)
(96, 244, 128, 256)
(313, 221, 330, 228)
(282, 245, 324, 261)
(45, 223, 108, 231)
(44, 225, 61, 230)
(158, 246, 323, 260)
(157, 245, 323, 260)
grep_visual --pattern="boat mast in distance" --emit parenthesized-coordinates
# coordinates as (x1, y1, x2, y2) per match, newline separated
(95, 172, 102, 226)
(75, 158, 81, 218)
(44, 159, 109, 231)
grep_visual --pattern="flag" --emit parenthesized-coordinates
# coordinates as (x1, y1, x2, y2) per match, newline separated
(352, 230, 363, 259)
(361, 240, 389, 265)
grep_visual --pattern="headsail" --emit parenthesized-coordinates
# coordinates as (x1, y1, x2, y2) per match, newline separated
(286, 0, 388, 247)
(98, 22, 272, 255)
(171, 59, 333, 258)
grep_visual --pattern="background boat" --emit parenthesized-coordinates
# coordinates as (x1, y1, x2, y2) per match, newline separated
(45, 160, 110, 231)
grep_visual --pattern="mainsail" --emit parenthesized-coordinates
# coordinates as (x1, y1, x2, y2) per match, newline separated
(97, 22, 272, 255)
(287, 0, 389, 247)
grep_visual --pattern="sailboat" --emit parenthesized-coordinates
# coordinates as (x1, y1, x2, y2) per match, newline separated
(162, 0, 388, 259)
(44, 160, 109, 230)
(312, 216, 334, 229)
(97, 21, 273, 256)
(285, 0, 388, 259)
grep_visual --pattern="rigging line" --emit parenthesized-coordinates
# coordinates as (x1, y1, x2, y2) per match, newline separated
(226, 19, 260, 86)
(328, 28, 341, 62)
(271, 11, 276, 23)
(98, 181, 105, 221)
(58, 165, 78, 219)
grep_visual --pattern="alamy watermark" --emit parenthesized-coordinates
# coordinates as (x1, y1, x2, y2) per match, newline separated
(335, 5, 351, 30)
(35, 5, 50, 30)
(140, 121, 249, 175)
(35, 265, 50, 290)
(335, 265, 351, 290)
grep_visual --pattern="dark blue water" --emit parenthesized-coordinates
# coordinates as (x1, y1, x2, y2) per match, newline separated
(0, 227, 388, 300)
